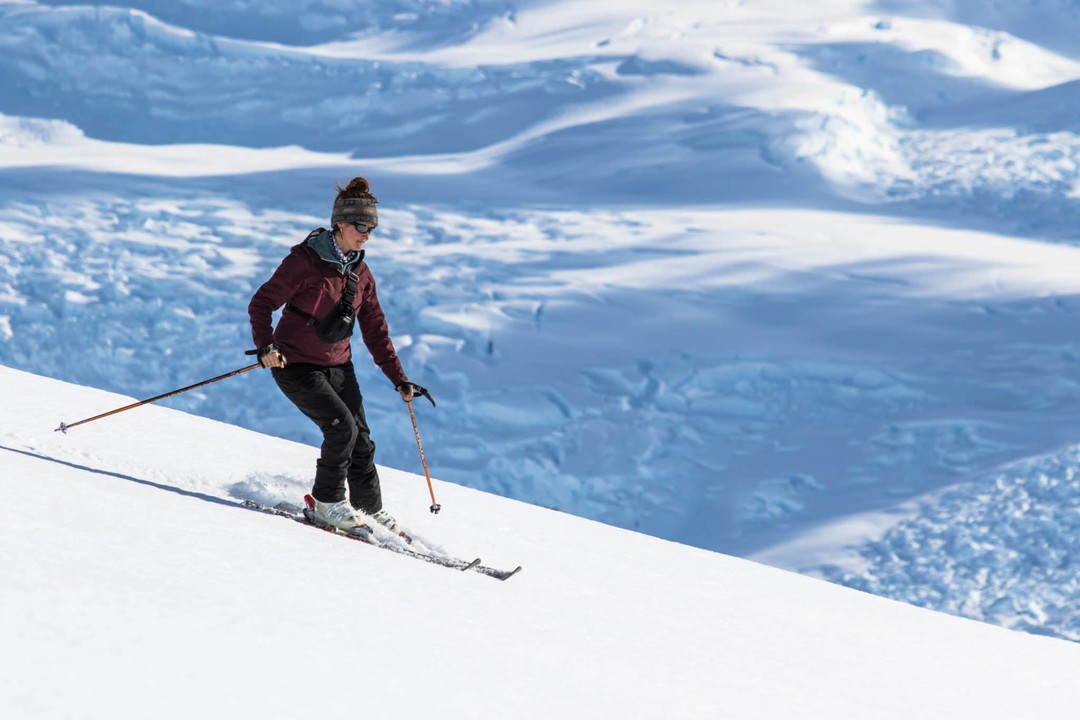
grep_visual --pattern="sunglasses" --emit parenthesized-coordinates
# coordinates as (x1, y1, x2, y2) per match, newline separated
(350, 221, 376, 234)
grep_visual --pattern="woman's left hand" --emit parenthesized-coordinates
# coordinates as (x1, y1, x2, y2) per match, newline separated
(397, 382, 415, 402)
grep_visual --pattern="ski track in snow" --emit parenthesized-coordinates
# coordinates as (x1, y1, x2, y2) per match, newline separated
(3, 0, 1080, 641)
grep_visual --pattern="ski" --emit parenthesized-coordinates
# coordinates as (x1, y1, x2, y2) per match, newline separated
(469, 563, 523, 582)
(299, 501, 486, 573)
(241, 499, 519, 580)
(241, 498, 479, 572)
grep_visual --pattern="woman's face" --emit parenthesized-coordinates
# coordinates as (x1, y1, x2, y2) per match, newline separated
(336, 221, 373, 253)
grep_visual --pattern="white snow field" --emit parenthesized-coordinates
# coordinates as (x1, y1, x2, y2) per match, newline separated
(2, 0, 1080, 643)
(2, 365, 1079, 719)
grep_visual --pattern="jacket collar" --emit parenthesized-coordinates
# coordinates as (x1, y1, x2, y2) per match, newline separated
(306, 229, 364, 273)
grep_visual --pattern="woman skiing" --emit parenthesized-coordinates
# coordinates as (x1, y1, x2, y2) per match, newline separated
(248, 175, 412, 534)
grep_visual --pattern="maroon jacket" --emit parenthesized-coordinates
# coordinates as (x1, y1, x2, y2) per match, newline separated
(248, 234, 407, 385)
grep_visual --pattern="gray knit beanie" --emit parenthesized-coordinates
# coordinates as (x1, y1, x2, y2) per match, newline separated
(331, 197, 378, 228)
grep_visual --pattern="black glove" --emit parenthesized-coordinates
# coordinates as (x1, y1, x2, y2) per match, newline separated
(396, 381, 436, 407)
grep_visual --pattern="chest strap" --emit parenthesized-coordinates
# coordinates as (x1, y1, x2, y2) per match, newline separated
(285, 270, 359, 325)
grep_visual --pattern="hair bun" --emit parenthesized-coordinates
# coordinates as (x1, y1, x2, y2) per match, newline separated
(334, 175, 377, 206)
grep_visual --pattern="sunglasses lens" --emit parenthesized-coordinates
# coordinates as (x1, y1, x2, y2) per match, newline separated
(352, 222, 373, 234)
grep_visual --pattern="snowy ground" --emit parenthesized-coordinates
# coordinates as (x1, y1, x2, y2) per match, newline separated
(2, 0, 1080, 642)
(2, 366, 1079, 719)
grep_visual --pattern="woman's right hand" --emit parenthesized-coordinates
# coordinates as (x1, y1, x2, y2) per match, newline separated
(258, 344, 287, 369)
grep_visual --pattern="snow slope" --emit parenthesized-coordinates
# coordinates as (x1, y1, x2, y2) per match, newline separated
(2, 364, 1079, 719)
(2, 0, 1080, 642)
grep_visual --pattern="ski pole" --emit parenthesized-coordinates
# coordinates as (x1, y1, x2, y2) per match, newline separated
(401, 383, 440, 514)
(56, 356, 265, 433)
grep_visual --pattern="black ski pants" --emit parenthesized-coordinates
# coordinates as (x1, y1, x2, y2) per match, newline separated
(271, 361, 383, 513)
